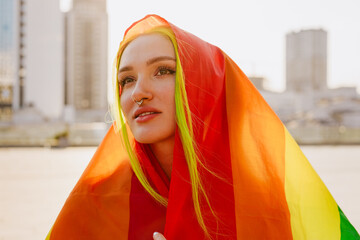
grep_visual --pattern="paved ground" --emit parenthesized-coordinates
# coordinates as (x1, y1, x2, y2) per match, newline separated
(0, 146, 359, 240)
(301, 145, 360, 233)
(0, 147, 94, 240)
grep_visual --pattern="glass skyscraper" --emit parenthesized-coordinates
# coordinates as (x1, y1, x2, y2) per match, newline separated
(0, 0, 15, 120)
(0, 0, 14, 51)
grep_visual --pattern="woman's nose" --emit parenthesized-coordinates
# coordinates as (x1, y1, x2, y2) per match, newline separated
(131, 75, 152, 103)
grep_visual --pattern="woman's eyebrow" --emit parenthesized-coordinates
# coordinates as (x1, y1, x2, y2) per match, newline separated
(119, 66, 133, 73)
(118, 56, 175, 73)
(146, 56, 176, 65)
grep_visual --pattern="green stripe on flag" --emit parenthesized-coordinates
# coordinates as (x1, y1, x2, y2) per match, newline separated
(338, 206, 360, 239)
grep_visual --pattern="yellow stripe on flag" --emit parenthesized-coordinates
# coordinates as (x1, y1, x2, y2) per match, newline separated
(284, 127, 340, 240)
(45, 227, 52, 240)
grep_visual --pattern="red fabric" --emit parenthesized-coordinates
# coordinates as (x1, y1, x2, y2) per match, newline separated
(164, 23, 237, 239)
(128, 174, 167, 239)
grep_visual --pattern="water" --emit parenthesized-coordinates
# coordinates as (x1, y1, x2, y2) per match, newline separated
(0, 146, 359, 239)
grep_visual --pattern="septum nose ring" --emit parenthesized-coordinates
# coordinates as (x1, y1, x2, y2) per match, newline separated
(133, 97, 144, 106)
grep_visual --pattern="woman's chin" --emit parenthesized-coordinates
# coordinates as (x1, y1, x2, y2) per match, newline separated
(134, 132, 175, 145)
(134, 134, 160, 144)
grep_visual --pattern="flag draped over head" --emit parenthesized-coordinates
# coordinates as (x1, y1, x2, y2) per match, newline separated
(46, 15, 359, 240)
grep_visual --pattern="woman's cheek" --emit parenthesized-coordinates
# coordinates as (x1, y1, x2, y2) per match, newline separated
(120, 94, 132, 121)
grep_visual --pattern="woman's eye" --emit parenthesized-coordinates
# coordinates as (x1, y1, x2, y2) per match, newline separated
(120, 77, 135, 87)
(155, 67, 175, 76)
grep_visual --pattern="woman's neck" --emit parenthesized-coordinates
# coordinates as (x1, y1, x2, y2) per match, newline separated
(150, 136, 175, 179)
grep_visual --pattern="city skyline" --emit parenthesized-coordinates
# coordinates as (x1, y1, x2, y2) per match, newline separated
(61, 0, 360, 92)
(1, 0, 359, 122)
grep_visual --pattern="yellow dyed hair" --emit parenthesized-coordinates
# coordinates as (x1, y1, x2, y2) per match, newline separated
(111, 27, 215, 238)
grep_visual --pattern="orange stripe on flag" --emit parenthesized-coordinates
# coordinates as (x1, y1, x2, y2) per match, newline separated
(225, 54, 293, 239)
(48, 127, 132, 239)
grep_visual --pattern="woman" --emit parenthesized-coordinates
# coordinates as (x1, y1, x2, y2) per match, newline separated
(46, 15, 359, 240)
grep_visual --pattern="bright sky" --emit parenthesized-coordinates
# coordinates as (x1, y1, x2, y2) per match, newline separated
(62, 0, 360, 92)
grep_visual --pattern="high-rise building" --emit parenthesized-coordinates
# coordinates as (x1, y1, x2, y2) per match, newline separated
(23, 0, 64, 119)
(286, 29, 327, 93)
(0, 0, 64, 121)
(65, 0, 108, 112)
(0, 0, 16, 120)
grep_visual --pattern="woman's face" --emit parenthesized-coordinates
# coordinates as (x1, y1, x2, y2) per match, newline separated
(118, 33, 176, 144)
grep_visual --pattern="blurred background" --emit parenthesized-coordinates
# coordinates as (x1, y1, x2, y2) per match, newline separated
(0, 0, 359, 239)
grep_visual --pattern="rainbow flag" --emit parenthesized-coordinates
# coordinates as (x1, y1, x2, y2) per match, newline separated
(46, 15, 359, 239)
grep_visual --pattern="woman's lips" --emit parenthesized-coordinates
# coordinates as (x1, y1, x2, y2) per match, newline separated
(133, 107, 161, 123)
(135, 112, 160, 123)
